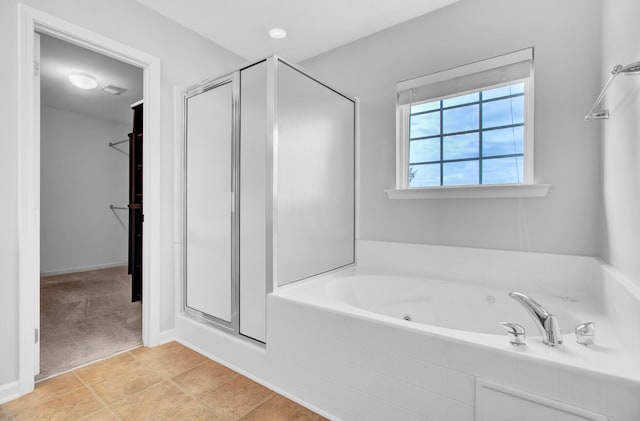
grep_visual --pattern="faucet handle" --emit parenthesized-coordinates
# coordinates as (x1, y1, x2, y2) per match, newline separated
(575, 322, 595, 346)
(500, 322, 526, 346)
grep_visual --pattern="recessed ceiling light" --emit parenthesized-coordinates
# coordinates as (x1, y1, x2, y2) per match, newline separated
(69, 72, 98, 90)
(269, 28, 287, 40)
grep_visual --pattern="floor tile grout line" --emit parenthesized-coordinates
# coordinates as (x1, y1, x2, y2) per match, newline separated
(101, 375, 169, 410)
(73, 347, 166, 405)
(6, 379, 87, 417)
(73, 371, 123, 421)
(170, 366, 275, 421)
(236, 391, 277, 420)
(132, 344, 280, 419)
(6, 377, 99, 419)
(161, 357, 223, 386)
(118, 342, 239, 415)
(165, 377, 228, 418)
(128, 347, 209, 382)
(169, 371, 239, 402)
(0, 403, 11, 420)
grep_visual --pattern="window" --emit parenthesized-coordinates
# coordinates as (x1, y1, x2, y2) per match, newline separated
(391, 48, 547, 199)
(408, 82, 525, 187)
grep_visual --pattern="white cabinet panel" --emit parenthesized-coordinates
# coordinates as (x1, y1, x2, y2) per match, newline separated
(476, 379, 609, 421)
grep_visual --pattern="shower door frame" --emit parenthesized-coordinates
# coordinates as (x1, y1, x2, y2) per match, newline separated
(182, 72, 241, 334)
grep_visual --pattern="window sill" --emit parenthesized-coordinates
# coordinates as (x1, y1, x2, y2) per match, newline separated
(385, 183, 550, 200)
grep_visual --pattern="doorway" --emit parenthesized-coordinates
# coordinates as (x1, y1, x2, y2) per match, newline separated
(37, 33, 143, 380)
(18, 4, 162, 395)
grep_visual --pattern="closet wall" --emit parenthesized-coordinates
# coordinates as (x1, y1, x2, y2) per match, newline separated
(40, 106, 130, 275)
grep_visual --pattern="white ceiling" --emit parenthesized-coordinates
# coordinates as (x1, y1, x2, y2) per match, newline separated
(39, 1, 459, 124)
(136, 0, 461, 62)
(40, 34, 143, 126)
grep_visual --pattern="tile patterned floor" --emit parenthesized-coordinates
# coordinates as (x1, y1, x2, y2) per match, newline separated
(39, 266, 142, 380)
(1, 342, 327, 420)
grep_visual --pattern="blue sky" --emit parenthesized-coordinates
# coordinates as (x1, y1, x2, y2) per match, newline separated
(408, 82, 525, 186)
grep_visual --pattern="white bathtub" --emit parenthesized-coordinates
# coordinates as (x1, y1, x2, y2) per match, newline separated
(269, 241, 640, 420)
(277, 267, 636, 376)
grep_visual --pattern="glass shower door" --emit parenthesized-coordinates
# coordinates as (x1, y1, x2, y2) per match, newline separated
(185, 79, 234, 323)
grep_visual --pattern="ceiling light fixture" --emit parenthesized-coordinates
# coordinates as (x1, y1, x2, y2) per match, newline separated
(69, 72, 98, 90)
(269, 28, 287, 40)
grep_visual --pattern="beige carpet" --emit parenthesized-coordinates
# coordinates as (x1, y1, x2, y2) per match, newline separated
(38, 266, 142, 381)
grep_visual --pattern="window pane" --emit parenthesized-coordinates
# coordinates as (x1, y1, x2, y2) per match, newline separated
(443, 92, 478, 108)
(443, 133, 478, 160)
(483, 126, 524, 157)
(410, 138, 440, 163)
(482, 157, 523, 184)
(410, 112, 440, 138)
(411, 101, 440, 114)
(482, 83, 524, 100)
(443, 160, 478, 186)
(442, 104, 478, 134)
(482, 96, 524, 128)
(409, 163, 440, 187)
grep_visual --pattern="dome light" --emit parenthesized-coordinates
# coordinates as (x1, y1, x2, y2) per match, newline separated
(69, 73, 98, 90)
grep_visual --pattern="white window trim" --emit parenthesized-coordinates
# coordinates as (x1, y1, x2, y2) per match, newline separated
(390, 48, 549, 200)
(385, 183, 550, 199)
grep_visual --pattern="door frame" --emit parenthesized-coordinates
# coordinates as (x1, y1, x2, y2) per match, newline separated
(17, 4, 162, 394)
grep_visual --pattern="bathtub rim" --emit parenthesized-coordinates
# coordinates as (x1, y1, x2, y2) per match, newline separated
(272, 260, 640, 384)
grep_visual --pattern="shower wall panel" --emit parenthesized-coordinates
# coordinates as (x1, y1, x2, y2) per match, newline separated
(276, 63, 355, 286)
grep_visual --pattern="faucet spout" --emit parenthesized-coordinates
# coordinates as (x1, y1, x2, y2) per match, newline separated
(508, 292, 563, 346)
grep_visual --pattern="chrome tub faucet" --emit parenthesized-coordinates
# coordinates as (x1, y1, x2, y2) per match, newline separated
(508, 292, 563, 347)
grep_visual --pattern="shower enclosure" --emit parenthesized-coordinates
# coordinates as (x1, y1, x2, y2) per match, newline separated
(183, 56, 356, 343)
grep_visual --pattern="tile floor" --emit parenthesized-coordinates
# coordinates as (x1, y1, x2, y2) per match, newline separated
(39, 266, 142, 380)
(1, 341, 327, 420)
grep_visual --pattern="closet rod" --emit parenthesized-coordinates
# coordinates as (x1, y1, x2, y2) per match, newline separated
(110, 205, 128, 211)
(109, 138, 129, 147)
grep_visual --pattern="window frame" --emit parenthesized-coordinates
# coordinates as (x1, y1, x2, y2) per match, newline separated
(402, 80, 530, 187)
(390, 48, 549, 199)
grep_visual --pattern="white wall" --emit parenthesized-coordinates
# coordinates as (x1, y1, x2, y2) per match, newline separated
(301, 0, 602, 256)
(0, 0, 20, 392)
(600, 0, 640, 283)
(40, 106, 130, 275)
(0, 0, 244, 390)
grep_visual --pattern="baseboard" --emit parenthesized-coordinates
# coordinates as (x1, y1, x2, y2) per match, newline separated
(153, 329, 176, 347)
(0, 381, 20, 405)
(40, 261, 127, 277)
